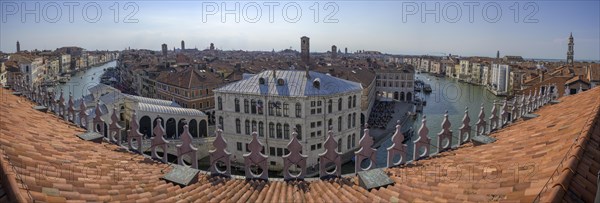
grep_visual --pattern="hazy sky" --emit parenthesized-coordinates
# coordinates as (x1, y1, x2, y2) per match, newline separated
(1, 1, 599, 60)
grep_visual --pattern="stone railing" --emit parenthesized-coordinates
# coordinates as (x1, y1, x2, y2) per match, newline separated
(9, 79, 560, 182)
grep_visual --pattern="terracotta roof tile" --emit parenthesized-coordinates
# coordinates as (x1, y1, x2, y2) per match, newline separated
(1, 86, 599, 202)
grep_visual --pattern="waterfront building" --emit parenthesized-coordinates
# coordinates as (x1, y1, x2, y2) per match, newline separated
(213, 70, 363, 171)
(470, 62, 484, 84)
(375, 66, 415, 102)
(60, 54, 72, 74)
(490, 64, 511, 95)
(89, 83, 209, 139)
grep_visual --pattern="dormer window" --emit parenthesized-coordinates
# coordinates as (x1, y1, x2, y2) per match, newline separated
(277, 78, 285, 86)
(313, 78, 320, 89)
(259, 77, 265, 85)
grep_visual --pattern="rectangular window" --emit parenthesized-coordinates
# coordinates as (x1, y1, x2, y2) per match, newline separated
(270, 147, 276, 156)
(311, 122, 315, 128)
(311, 132, 316, 138)
(270, 161, 276, 166)
(284, 149, 289, 156)
(317, 121, 322, 127)
(311, 145, 316, 151)
(317, 131, 322, 137)
(317, 143, 322, 149)
(245, 143, 250, 152)
(237, 142, 242, 151)
(277, 148, 283, 157)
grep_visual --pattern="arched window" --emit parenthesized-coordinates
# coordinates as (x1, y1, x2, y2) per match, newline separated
(219, 116, 224, 130)
(245, 120, 250, 135)
(217, 97, 222, 110)
(338, 138, 342, 153)
(352, 95, 357, 108)
(252, 120, 257, 132)
(295, 103, 301, 118)
(269, 122, 275, 138)
(347, 114, 352, 129)
(275, 102, 282, 116)
(347, 135, 351, 149)
(257, 100, 263, 114)
(276, 123, 282, 139)
(283, 102, 289, 117)
(284, 124, 290, 139)
(328, 99, 332, 113)
(295, 124, 302, 140)
(244, 99, 249, 113)
(337, 116, 342, 132)
(352, 134, 356, 147)
(235, 119, 241, 134)
(251, 99, 257, 114)
(268, 102, 274, 116)
(347, 96, 352, 109)
(234, 98, 240, 112)
(338, 98, 342, 111)
(328, 119, 332, 129)
(258, 122, 264, 137)
(352, 113, 356, 127)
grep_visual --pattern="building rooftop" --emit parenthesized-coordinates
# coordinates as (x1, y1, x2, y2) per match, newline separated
(215, 70, 363, 97)
(0, 86, 598, 202)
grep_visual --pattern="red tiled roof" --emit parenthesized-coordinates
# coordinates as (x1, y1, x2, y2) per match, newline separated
(0, 86, 599, 202)
(155, 67, 224, 89)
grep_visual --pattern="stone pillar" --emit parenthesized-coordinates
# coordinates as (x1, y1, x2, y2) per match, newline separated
(355, 124, 376, 173)
(283, 130, 307, 180)
(243, 130, 268, 180)
(458, 107, 471, 145)
(387, 120, 407, 167)
(413, 115, 430, 161)
(319, 128, 341, 178)
(209, 127, 232, 177)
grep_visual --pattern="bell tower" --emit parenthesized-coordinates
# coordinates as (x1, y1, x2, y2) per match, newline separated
(567, 33, 574, 66)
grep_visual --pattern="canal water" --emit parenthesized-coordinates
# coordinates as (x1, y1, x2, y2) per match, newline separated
(53, 64, 502, 175)
(364, 73, 503, 170)
(55, 61, 116, 101)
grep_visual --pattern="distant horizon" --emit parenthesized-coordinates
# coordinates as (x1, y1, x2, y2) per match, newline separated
(5, 45, 599, 63)
(2, 1, 599, 60)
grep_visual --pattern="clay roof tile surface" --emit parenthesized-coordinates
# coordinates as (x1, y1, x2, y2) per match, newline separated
(0, 86, 599, 202)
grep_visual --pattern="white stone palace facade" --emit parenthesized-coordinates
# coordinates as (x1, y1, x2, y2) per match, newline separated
(375, 67, 415, 102)
(214, 70, 363, 171)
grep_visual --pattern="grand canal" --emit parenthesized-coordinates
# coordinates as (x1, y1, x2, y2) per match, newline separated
(53, 64, 504, 175)
(366, 73, 504, 170)
(55, 61, 116, 100)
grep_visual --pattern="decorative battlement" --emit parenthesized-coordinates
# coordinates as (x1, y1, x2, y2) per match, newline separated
(9, 82, 560, 185)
